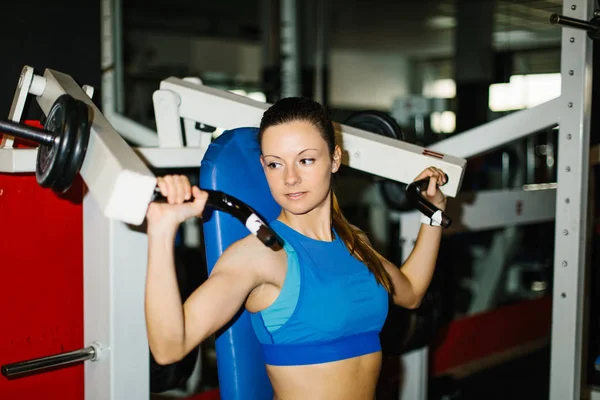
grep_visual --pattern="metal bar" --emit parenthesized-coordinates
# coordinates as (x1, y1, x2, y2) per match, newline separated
(105, 111, 159, 146)
(113, 0, 125, 114)
(0, 120, 53, 146)
(2, 346, 96, 377)
(101, 0, 158, 147)
(397, 213, 429, 399)
(550, 14, 599, 32)
(280, 0, 301, 97)
(443, 185, 557, 233)
(549, 0, 593, 398)
(428, 98, 561, 159)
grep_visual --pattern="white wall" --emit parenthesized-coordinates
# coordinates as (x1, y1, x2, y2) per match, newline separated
(127, 32, 261, 83)
(188, 38, 262, 83)
(127, 31, 410, 110)
(127, 31, 192, 69)
(329, 49, 410, 110)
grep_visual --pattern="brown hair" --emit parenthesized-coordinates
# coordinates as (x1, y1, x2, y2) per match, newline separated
(258, 97, 394, 295)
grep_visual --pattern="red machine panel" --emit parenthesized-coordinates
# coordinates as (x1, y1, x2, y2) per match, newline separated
(0, 173, 84, 399)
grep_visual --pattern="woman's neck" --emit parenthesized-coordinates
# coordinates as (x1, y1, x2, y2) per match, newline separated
(279, 194, 333, 242)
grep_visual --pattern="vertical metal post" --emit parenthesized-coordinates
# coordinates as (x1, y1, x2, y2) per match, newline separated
(84, 193, 150, 400)
(101, 0, 124, 114)
(101, 0, 116, 115)
(260, 0, 281, 101)
(280, 0, 301, 97)
(397, 213, 429, 400)
(113, 0, 125, 114)
(314, 0, 328, 104)
(101, 0, 158, 146)
(550, 0, 593, 398)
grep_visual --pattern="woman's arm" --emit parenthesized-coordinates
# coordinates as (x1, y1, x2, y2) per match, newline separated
(145, 231, 263, 365)
(380, 224, 442, 309)
(144, 174, 265, 365)
(363, 166, 447, 309)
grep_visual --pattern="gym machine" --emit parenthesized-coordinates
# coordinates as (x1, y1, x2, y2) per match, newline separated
(0, 63, 466, 399)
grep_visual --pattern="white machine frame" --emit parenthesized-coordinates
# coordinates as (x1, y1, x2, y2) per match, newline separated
(397, 1, 595, 399)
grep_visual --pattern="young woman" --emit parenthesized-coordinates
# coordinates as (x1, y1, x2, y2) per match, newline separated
(144, 97, 447, 400)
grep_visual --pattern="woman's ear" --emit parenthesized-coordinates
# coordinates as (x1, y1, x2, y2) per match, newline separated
(332, 146, 342, 173)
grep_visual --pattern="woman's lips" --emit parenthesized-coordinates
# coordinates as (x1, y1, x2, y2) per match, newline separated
(285, 192, 306, 200)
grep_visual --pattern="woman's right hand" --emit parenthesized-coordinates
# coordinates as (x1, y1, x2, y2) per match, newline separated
(146, 174, 209, 230)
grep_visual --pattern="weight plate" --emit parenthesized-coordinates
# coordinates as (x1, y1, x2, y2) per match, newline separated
(343, 111, 414, 211)
(344, 110, 402, 140)
(379, 180, 413, 211)
(52, 99, 91, 193)
(36, 95, 78, 188)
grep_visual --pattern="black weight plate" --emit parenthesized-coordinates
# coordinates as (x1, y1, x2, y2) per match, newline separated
(36, 95, 78, 188)
(379, 180, 413, 211)
(343, 111, 413, 211)
(52, 100, 91, 193)
(344, 110, 402, 140)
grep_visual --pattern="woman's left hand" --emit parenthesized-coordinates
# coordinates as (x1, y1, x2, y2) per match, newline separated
(413, 167, 447, 210)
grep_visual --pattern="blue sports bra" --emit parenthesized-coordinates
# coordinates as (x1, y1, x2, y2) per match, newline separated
(249, 220, 389, 366)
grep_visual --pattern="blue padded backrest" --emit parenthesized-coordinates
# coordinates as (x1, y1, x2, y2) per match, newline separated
(199, 127, 280, 400)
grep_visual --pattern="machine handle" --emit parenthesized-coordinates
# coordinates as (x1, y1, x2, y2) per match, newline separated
(152, 188, 283, 250)
(405, 176, 452, 228)
(1, 343, 101, 378)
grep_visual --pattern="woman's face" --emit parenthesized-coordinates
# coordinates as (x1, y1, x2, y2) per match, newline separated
(260, 120, 341, 215)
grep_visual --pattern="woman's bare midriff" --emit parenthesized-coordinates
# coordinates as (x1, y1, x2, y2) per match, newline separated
(265, 351, 382, 400)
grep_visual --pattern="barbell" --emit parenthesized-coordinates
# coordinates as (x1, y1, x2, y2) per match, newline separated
(0, 94, 90, 193)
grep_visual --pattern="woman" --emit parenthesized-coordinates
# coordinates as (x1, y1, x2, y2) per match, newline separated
(144, 97, 447, 400)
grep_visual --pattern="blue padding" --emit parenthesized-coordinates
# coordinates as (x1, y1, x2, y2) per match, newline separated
(199, 127, 280, 400)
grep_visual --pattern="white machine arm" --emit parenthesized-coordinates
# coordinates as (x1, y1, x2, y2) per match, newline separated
(0, 66, 158, 225)
(0, 66, 467, 226)
(154, 77, 466, 197)
(428, 98, 561, 159)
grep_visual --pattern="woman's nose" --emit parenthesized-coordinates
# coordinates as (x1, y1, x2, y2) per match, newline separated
(284, 166, 301, 186)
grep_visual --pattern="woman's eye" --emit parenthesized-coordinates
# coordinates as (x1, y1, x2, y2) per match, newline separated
(300, 158, 315, 165)
(267, 162, 281, 169)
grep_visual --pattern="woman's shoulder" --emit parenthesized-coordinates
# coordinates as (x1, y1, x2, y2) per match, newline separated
(217, 233, 287, 278)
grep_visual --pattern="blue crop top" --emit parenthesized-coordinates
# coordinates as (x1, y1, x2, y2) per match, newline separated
(249, 220, 390, 366)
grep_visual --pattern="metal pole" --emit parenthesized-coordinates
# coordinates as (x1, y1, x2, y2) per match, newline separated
(114, 0, 125, 114)
(280, 0, 301, 97)
(550, 13, 599, 33)
(314, 0, 328, 104)
(2, 346, 98, 378)
(550, 0, 593, 398)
